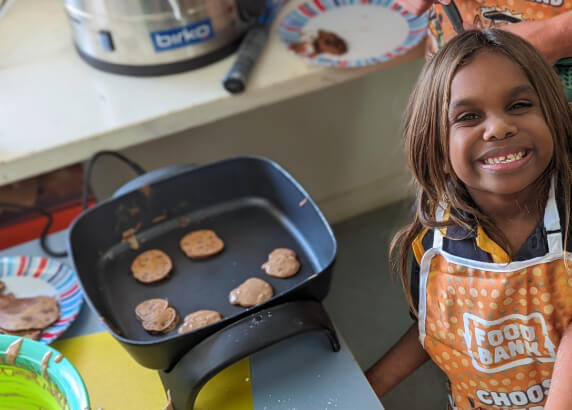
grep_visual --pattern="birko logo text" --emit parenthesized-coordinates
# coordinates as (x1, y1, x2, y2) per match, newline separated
(151, 20, 214, 52)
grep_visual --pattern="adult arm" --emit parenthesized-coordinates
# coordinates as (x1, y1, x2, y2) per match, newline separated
(545, 322, 572, 409)
(477, 11, 572, 64)
(394, 0, 433, 16)
(365, 323, 430, 398)
(396, 0, 451, 16)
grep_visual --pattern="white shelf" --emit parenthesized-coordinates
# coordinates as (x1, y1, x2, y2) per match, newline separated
(0, 0, 424, 185)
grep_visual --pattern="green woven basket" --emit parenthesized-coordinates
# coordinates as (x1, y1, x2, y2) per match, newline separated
(555, 57, 572, 102)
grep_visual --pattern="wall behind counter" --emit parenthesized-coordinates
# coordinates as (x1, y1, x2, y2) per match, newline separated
(91, 58, 425, 224)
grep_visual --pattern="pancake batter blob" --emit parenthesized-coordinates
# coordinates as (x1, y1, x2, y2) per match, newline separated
(261, 248, 300, 278)
(177, 310, 222, 335)
(229, 278, 273, 307)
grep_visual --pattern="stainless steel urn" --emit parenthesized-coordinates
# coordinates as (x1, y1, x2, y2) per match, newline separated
(64, 0, 266, 75)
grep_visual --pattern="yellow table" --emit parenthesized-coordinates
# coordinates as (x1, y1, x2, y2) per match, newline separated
(53, 332, 252, 410)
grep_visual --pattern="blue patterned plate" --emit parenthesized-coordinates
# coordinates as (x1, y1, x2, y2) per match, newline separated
(0, 256, 83, 344)
(279, 0, 428, 67)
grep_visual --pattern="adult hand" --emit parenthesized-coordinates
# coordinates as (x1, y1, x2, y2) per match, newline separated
(499, 20, 562, 64)
(396, 0, 450, 16)
(464, 12, 572, 64)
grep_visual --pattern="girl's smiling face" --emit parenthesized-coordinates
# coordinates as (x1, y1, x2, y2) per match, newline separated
(448, 51, 554, 205)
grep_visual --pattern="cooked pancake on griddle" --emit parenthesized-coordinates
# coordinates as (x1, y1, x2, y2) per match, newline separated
(179, 229, 225, 259)
(142, 308, 179, 334)
(135, 298, 179, 335)
(135, 298, 170, 322)
(131, 249, 173, 284)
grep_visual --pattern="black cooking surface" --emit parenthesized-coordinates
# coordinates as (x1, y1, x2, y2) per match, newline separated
(96, 198, 320, 342)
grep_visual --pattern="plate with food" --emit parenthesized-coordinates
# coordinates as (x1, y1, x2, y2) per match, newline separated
(279, 0, 428, 67)
(0, 256, 83, 344)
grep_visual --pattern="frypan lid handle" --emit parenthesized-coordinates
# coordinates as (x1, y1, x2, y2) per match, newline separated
(112, 164, 197, 198)
(159, 300, 340, 410)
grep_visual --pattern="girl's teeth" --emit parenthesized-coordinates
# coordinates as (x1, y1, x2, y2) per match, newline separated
(484, 152, 524, 165)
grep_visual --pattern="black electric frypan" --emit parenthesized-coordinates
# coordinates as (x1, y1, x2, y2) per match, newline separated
(67, 156, 340, 409)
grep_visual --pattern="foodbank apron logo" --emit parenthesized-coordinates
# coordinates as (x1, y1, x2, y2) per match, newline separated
(463, 312, 556, 373)
(462, 312, 556, 408)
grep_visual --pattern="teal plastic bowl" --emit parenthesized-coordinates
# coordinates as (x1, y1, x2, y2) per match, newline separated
(0, 335, 89, 410)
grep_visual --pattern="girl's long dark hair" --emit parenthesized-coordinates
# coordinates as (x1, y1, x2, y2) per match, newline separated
(391, 29, 572, 314)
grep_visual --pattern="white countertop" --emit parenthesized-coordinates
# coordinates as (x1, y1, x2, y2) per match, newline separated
(0, 0, 424, 186)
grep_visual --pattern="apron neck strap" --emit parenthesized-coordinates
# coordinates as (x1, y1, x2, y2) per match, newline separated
(432, 176, 562, 253)
(544, 176, 562, 253)
(433, 204, 445, 249)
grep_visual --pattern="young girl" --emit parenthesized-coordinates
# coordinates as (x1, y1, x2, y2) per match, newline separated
(366, 29, 572, 409)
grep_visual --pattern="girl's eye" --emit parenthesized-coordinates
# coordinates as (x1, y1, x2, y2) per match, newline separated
(455, 113, 479, 123)
(509, 101, 532, 111)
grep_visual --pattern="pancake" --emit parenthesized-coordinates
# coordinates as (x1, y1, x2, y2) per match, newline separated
(261, 248, 300, 278)
(135, 297, 179, 335)
(135, 298, 170, 322)
(0, 294, 60, 332)
(177, 310, 222, 335)
(229, 278, 273, 308)
(131, 249, 173, 284)
(179, 229, 224, 259)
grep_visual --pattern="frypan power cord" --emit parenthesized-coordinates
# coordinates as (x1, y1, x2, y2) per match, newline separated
(0, 150, 145, 258)
(81, 150, 146, 211)
(0, 202, 67, 258)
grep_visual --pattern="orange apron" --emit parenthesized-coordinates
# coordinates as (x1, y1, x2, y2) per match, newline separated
(418, 182, 572, 409)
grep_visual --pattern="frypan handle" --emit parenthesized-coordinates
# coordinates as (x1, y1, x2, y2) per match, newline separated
(159, 300, 340, 410)
(112, 164, 197, 198)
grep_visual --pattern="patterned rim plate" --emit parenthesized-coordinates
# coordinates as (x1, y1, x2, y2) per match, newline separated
(279, 0, 428, 67)
(0, 256, 83, 344)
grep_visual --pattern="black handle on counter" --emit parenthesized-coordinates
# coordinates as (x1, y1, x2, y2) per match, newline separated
(442, 0, 464, 34)
(222, 24, 269, 94)
(159, 300, 340, 410)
